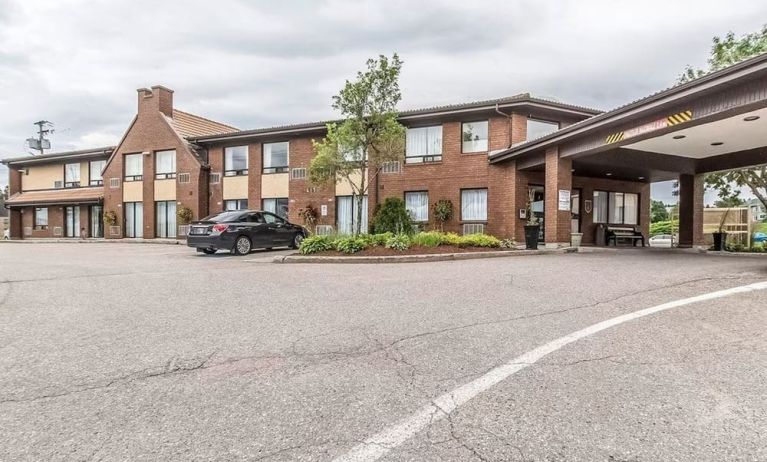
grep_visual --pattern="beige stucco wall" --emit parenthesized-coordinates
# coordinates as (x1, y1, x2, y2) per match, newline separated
(79, 162, 90, 186)
(335, 169, 367, 196)
(154, 179, 176, 201)
(123, 181, 143, 202)
(223, 176, 248, 200)
(21, 164, 63, 191)
(261, 173, 289, 198)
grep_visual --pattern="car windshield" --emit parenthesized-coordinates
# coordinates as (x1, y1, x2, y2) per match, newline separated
(202, 211, 245, 222)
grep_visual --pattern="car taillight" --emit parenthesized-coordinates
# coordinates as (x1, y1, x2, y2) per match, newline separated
(212, 223, 229, 233)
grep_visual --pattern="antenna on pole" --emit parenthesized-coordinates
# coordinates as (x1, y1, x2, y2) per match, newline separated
(26, 120, 54, 155)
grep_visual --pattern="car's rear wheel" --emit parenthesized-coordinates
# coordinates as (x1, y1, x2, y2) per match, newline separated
(202, 249, 216, 255)
(291, 233, 304, 249)
(233, 236, 252, 255)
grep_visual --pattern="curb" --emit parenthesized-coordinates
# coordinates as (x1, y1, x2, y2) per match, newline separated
(272, 247, 576, 264)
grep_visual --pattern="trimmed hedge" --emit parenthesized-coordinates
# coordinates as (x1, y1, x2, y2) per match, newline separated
(298, 231, 508, 255)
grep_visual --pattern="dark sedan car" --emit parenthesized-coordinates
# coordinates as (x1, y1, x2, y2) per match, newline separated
(187, 210, 307, 255)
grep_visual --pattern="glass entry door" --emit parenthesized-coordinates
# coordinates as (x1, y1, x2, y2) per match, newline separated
(65, 206, 80, 237)
(125, 202, 143, 238)
(91, 205, 104, 238)
(571, 189, 581, 233)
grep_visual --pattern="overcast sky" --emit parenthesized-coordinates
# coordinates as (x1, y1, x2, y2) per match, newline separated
(1, 0, 766, 203)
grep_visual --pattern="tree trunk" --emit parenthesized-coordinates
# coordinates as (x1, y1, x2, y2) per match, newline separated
(354, 169, 367, 236)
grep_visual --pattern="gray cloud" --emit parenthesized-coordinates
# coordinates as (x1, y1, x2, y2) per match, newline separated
(1, 0, 766, 200)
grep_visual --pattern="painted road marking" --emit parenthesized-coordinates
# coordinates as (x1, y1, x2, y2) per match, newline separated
(333, 281, 767, 462)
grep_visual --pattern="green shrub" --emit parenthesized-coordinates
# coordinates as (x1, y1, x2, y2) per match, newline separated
(441, 232, 462, 246)
(360, 232, 393, 247)
(334, 236, 369, 254)
(299, 235, 335, 255)
(650, 220, 678, 236)
(500, 238, 516, 249)
(385, 234, 410, 251)
(458, 233, 502, 248)
(410, 231, 444, 247)
(371, 197, 414, 234)
(432, 199, 454, 231)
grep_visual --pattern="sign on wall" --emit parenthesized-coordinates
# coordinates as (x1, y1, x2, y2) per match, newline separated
(604, 110, 693, 145)
(320, 204, 328, 216)
(558, 190, 571, 211)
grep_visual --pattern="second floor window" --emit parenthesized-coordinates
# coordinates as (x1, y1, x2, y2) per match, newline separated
(527, 118, 560, 141)
(462, 121, 488, 153)
(263, 142, 289, 173)
(224, 146, 248, 176)
(64, 163, 80, 188)
(406, 126, 442, 163)
(124, 154, 143, 181)
(89, 160, 105, 186)
(155, 150, 176, 179)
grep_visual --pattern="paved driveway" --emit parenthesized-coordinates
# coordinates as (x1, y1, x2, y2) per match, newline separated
(0, 243, 765, 461)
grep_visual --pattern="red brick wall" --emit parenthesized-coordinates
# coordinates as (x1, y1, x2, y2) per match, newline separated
(544, 147, 572, 245)
(288, 137, 336, 229)
(103, 87, 204, 239)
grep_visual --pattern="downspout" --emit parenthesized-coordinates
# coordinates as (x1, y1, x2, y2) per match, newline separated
(495, 103, 513, 149)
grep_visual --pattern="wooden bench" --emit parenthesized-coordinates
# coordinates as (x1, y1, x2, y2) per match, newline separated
(606, 226, 645, 247)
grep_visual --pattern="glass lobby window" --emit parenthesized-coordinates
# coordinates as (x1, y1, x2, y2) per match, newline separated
(34, 207, 48, 229)
(224, 199, 248, 211)
(336, 195, 368, 234)
(406, 126, 442, 163)
(405, 191, 429, 222)
(224, 146, 248, 176)
(462, 121, 488, 153)
(593, 191, 608, 224)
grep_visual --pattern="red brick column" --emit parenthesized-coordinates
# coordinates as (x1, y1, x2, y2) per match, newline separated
(678, 173, 705, 248)
(544, 147, 572, 247)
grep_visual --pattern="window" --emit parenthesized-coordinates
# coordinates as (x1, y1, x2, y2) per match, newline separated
(336, 195, 368, 234)
(224, 146, 248, 176)
(406, 126, 442, 163)
(461, 189, 487, 222)
(405, 191, 429, 222)
(527, 118, 560, 141)
(34, 207, 48, 229)
(156, 201, 177, 238)
(462, 121, 488, 153)
(224, 199, 248, 211)
(262, 198, 289, 219)
(124, 154, 143, 181)
(263, 142, 289, 173)
(609, 192, 639, 225)
(593, 191, 608, 224)
(291, 168, 307, 180)
(155, 150, 176, 179)
(381, 161, 400, 174)
(90, 205, 103, 238)
(64, 163, 80, 188)
(593, 191, 639, 225)
(64, 206, 80, 237)
(124, 202, 143, 238)
(89, 160, 105, 186)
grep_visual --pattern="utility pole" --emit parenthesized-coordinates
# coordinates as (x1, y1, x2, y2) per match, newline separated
(26, 120, 53, 155)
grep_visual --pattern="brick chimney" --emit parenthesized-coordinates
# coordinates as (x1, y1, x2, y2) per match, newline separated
(137, 85, 174, 117)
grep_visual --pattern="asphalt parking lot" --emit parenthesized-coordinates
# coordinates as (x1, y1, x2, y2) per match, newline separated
(1, 243, 766, 461)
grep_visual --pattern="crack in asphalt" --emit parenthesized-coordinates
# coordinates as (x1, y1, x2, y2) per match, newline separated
(0, 351, 217, 405)
(1, 274, 755, 407)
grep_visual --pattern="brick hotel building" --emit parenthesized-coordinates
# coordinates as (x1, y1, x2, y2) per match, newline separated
(4, 53, 767, 248)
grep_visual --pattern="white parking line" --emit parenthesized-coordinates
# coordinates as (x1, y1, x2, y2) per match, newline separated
(333, 280, 767, 462)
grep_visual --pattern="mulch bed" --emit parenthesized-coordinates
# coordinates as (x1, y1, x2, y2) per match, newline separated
(312, 245, 510, 257)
